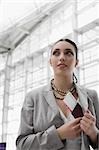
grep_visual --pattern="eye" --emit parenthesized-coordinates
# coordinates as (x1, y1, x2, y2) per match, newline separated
(52, 50, 60, 56)
(64, 50, 74, 56)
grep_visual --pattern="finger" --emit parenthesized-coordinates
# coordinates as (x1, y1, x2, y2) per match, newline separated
(73, 123, 81, 131)
(80, 119, 89, 128)
(75, 129, 82, 137)
(72, 117, 82, 125)
(80, 124, 87, 133)
(82, 113, 96, 123)
(81, 116, 90, 123)
(83, 110, 95, 120)
(74, 124, 82, 136)
(80, 118, 94, 130)
(84, 110, 95, 119)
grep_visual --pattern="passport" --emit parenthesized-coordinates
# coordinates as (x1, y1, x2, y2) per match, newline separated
(72, 103, 83, 118)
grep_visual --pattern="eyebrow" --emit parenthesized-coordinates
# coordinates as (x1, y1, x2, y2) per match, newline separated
(53, 48, 73, 51)
(53, 48, 60, 51)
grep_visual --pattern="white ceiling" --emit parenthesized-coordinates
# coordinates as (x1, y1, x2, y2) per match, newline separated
(0, 0, 65, 53)
(1, 0, 98, 54)
(0, 0, 57, 33)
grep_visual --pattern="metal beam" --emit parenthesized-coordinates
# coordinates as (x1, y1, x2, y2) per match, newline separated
(77, 18, 99, 34)
(0, 41, 14, 53)
(2, 51, 12, 142)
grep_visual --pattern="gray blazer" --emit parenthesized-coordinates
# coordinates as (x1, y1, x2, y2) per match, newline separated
(16, 83, 99, 150)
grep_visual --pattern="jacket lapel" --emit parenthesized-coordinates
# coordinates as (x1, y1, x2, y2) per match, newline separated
(76, 84, 96, 150)
(43, 83, 60, 116)
(76, 84, 96, 116)
(87, 93, 96, 116)
(75, 84, 88, 111)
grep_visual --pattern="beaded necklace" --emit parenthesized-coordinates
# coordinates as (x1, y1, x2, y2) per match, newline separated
(51, 79, 76, 100)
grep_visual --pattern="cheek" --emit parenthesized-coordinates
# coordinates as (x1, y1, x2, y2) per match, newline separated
(68, 59, 76, 67)
(50, 58, 57, 67)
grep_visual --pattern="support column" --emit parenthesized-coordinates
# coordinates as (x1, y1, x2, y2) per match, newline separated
(72, 0, 78, 43)
(72, 0, 80, 82)
(2, 50, 12, 142)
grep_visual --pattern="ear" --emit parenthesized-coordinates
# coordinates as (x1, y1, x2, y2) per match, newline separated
(49, 58, 52, 66)
(75, 59, 79, 67)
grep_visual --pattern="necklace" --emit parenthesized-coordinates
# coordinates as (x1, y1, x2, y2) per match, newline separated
(53, 92, 64, 100)
(51, 79, 76, 100)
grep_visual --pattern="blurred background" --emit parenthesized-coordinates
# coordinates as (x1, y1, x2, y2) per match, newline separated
(0, 0, 99, 150)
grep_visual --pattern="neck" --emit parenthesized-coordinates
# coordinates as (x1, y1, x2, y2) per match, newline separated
(53, 75, 73, 92)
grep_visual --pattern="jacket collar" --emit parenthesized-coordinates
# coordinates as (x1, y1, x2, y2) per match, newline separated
(43, 82, 60, 115)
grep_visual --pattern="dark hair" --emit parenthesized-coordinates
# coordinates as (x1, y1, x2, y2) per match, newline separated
(54, 38, 78, 60)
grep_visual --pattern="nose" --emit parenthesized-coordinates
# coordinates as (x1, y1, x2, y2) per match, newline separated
(59, 52, 65, 61)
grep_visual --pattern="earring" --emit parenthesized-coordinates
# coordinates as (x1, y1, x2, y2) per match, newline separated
(73, 73, 78, 83)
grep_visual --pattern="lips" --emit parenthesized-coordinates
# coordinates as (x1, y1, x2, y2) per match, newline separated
(57, 63, 67, 67)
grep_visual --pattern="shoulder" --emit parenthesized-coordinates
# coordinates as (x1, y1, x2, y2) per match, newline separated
(85, 88, 98, 99)
(28, 85, 47, 96)
(79, 85, 98, 100)
(26, 84, 48, 99)
(23, 84, 48, 106)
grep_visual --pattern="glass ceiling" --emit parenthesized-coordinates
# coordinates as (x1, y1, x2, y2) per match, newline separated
(0, 0, 57, 33)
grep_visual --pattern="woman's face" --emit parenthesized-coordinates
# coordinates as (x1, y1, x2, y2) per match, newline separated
(50, 41, 78, 77)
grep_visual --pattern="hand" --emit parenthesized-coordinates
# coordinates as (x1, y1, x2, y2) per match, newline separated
(57, 117, 82, 140)
(80, 110, 98, 143)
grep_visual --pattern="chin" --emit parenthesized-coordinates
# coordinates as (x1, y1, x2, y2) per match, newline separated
(55, 71, 68, 77)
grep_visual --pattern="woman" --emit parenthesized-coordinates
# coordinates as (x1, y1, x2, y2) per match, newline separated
(16, 39, 99, 150)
